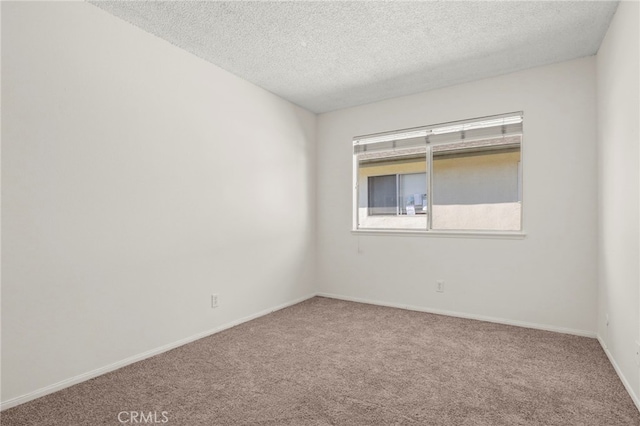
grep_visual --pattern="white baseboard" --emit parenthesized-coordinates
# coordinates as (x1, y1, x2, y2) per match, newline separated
(0, 293, 316, 411)
(316, 292, 596, 338)
(2, 292, 616, 412)
(597, 336, 640, 413)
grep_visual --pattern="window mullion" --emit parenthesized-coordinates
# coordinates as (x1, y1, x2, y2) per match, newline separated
(395, 174, 400, 216)
(426, 144, 433, 231)
(353, 154, 359, 230)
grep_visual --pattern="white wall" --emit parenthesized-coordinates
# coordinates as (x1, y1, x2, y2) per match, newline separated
(596, 0, 640, 405)
(1, 2, 316, 405)
(317, 57, 598, 335)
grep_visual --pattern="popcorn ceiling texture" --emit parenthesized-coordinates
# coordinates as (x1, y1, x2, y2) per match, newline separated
(89, 1, 618, 113)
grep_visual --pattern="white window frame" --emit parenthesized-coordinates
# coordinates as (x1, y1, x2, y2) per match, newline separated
(352, 112, 526, 239)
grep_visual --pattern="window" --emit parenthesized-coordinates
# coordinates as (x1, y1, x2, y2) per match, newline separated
(353, 113, 523, 233)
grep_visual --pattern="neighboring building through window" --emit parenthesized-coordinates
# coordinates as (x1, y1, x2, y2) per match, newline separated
(353, 113, 523, 232)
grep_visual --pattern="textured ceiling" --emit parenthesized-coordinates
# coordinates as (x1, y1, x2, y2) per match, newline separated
(89, 1, 618, 113)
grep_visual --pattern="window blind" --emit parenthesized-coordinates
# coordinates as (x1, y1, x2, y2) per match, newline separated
(353, 112, 523, 154)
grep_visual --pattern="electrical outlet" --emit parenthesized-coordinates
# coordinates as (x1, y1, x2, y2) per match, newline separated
(211, 294, 218, 308)
(635, 341, 640, 367)
(436, 280, 445, 293)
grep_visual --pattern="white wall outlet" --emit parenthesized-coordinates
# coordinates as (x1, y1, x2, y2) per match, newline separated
(211, 294, 218, 308)
(436, 280, 445, 293)
(635, 341, 640, 367)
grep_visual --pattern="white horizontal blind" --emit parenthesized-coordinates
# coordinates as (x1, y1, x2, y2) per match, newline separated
(353, 112, 523, 154)
(353, 136, 426, 154)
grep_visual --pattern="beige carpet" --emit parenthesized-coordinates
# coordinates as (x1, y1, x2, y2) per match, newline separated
(2, 297, 639, 425)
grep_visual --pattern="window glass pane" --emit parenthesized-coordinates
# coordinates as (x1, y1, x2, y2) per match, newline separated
(357, 148, 428, 230)
(399, 173, 427, 216)
(431, 136, 521, 231)
(368, 175, 397, 215)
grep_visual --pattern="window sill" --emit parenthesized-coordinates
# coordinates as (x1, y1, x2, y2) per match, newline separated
(351, 229, 526, 239)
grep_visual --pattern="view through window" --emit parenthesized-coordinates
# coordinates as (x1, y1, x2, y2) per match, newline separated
(354, 113, 523, 232)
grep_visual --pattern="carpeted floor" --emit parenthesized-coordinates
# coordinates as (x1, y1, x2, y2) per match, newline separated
(2, 296, 639, 425)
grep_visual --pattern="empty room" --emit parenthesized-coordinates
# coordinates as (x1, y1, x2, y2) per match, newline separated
(1, 1, 639, 425)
